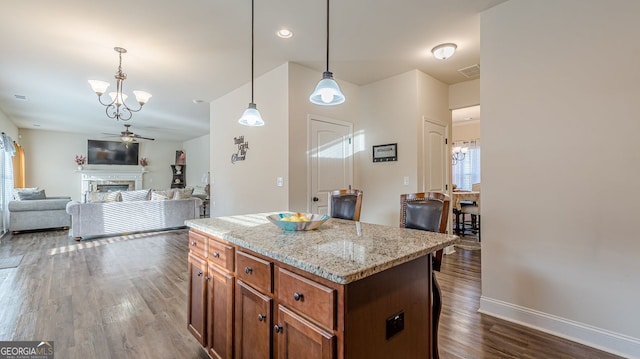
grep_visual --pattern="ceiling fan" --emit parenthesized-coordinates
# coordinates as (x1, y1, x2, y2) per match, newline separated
(118, 124, 155, 143)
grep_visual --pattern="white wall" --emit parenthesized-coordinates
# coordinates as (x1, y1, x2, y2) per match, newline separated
(481, 1, 640, 356)
(358, 70, 449, 226)
(209, 63, 289, 216)
(183, 134, 210, 192)
(19, 129, 182, 201)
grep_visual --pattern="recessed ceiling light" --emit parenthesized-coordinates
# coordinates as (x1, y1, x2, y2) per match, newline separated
(14, 94, 27, 101)
(276, 29, 293, 39)
(192, 99, 205, 104)
(32, 124, 41, 127)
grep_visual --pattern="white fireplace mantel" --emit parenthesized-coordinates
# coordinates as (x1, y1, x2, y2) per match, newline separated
(78, 169, 146, 202)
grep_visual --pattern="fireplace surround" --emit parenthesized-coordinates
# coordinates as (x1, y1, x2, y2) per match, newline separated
(79, 169, 145, 202)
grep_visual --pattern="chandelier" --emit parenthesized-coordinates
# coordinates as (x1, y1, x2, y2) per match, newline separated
(452, 146, 468, 165)
(88, 47, 152, 121)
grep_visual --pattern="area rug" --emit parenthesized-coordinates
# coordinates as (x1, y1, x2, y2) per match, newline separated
(0, 255, 24, 269)
(455, 239, 481, 251)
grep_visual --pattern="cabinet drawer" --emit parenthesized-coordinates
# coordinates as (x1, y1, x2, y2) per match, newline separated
(236, 251, 273, 293)
(277, 268, 336, 330)
(189, 231, 208, 259)
(209, 237, 234, 272)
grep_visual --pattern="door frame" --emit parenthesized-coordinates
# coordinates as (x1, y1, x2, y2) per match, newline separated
(306, 114, 354, 212)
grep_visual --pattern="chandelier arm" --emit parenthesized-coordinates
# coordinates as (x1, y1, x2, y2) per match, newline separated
(117, 106, 133, 121)
(96, 93, 117, 107)
(115, 77, 143, 113)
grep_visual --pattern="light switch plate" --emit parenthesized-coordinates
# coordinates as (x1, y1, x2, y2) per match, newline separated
(403, 176, 409, 186)
(276, 177, 284, 187)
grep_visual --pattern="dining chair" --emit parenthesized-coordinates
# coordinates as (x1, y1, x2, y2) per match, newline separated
(327, 189, 363, 221)
(399, 191, 450, 359)
(460, 183, 481, 241)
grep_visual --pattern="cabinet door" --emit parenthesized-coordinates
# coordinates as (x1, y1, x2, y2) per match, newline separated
(275, 305, 335, 359)
(235, 281, 272, 359)
(187, 252, 208, 346)
(207, 263, 234, 359)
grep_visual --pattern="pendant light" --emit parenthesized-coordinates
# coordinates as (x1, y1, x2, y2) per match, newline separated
(238, 0, 265, 126)
(309, 0, 345, 106)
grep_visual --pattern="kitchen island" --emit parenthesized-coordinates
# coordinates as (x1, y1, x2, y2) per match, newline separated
(185, 213, 458, 359)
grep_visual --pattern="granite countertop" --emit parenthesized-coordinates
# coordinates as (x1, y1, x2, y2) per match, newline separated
(186, 213, 459, 285)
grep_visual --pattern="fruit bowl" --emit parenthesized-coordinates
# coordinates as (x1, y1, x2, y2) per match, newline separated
(267, 213, 330, 231)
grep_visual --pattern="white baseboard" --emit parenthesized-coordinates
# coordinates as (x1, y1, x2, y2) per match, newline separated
(479, 296, 640, 359)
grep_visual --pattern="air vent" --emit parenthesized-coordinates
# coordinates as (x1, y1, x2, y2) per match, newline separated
(458, 64, 480, 78)
(14, 94, 27, 101)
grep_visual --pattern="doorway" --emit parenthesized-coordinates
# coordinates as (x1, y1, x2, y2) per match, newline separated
(308, 116, 353, 214)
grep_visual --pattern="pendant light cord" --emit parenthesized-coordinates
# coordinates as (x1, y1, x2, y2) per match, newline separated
(325, 0, 330, 72)
(251, 0, 255, 103)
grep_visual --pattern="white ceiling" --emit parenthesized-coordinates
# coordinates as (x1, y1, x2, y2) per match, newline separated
(0, 0, 504, 141)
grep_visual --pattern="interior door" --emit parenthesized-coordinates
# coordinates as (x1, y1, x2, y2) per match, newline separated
(309, 117, 353, 214)
(422, 118, 448, 193)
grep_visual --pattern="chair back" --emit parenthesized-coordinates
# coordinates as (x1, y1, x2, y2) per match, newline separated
(327, 189, 363, 221)
(400, 192, 450, 271)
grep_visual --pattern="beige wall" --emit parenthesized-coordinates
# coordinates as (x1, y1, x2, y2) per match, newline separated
(481, 0, 640, 356)
(449, 79, 479, 110)
(0, 110, 18, 139)
(452, 121, 480, 142)
(358, 70, 449, 226)
(209, 63, 289, 216)
(183, 134, 210, 192)
(287, 63, 360, 212)
(19, 129, 182, 201)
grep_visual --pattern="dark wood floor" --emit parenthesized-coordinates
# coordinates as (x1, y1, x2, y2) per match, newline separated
(0, 229, 622, 359)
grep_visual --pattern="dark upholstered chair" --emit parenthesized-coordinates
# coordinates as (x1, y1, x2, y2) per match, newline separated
(327, 189, 363, 221)
(399, 192, 450, 359)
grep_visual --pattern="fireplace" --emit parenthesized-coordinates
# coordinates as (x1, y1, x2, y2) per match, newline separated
(96, 184, 131, 192)
(79, 169, 145, 202)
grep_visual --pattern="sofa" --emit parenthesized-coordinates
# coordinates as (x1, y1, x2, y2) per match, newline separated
(9, 197, 72, 233)
(66, 189, 202, 240)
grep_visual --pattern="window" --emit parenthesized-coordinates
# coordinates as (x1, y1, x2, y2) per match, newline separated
(452, 139, 480, 191)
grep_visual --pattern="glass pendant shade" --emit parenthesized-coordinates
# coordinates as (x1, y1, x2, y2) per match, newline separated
(133, 90, 152, 105)
(310, 71, 345, 105)
(88, 80, 110, 95)
(238, 102, 264, 127)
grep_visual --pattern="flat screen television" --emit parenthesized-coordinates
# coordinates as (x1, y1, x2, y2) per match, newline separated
(87, 140, 139, 165)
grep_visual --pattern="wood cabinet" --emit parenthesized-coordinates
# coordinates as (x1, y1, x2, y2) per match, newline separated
(187, 228, 431, 359)
(187, 252, 207, 346)
(235, 281, 272, 359)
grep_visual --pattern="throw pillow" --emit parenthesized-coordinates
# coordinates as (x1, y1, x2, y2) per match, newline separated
(173, 189, 193, 200)
(13, 187, 39, 200)
(16, 189, 46, 200)
(120, 189, 151, 202)
(151, 191, 170, 201)
(173, 187, 194, 199)
(87, 191, 122, 203)
(151, 189, 174, 200)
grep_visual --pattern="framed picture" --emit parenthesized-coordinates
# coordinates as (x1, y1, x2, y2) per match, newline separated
(372, 143, 397, 162)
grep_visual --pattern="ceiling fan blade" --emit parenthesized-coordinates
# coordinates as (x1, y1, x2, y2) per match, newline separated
(134, 135, 155, 141)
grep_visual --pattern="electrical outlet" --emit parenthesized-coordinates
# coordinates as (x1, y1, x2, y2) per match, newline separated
(385, 311, 404, 339)
(276, 177, 284, 187)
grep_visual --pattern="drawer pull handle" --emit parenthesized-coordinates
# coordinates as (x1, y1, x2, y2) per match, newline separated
(244, 267, 253, 274)
(213, 252, 220, 258)
(274, 324, 283, 333)
(191, 241, 197, 246)
(197, 272, 203, 277)
(258, 314, 266, 322)
(293, 292, 304, 301)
